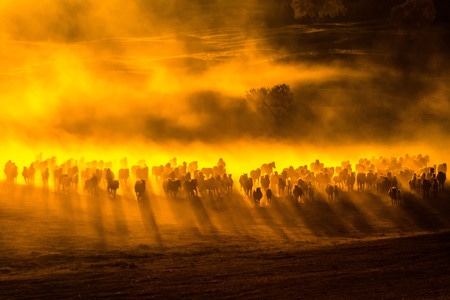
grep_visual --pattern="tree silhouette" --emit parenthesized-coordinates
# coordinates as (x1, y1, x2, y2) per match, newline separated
(291, 0, 347, 22)
(246, 84, 295, 131)
(390, 0, 436, 32)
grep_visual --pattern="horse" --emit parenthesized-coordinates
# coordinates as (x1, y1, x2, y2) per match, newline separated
(307, 184, 315, 202)
(224, 174, 233, 194)
(164, 179, 181, 198)
(409, 174, 417, 193)
(107, 178, 119, 198)
(292, 185, 303, 203)
(134, 180, 146, 201)
(239, 175, 253, 197)
(118, 168, 130, 184)
(151, 165, 164, 181)
(334, 185, 339, 199)
(54, 167, 65, 188)
(202, 177, 219, 197)
(239, 174, 248, 192)
(347, 172, 356, 191)
(325, 184, 335, 201)
(131, 165, 149, 182)
(249, 169, 261, 186)
(261, 174, 270, 190)
(85, 175, 99, 195)
(22, 164, 36, 185)
(388, 187, 401, 206)
(41, 167, 50, 187)
(333, 175, 344, 189)
(437, 171, 446, 191)
(278, 177, 287, 196)
(266, 188, 273, 205)
(422, 179, 432, 199)
(70, 170, 79, 191)
(253, 187, 263, 207)
(59, 174, 72, 192)
(297, 178, 308, 192)
(365, 171, 377, 189)
(136, 166, 149, 181)
(183, 179, 198, 198)
(4, 160, 18, 183)
(356, 172, 366, 192)
(261, 162, 276, 176)
(377, 176, 391, 194)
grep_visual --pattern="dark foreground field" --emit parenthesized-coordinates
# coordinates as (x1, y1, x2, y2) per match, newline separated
(1, 182, 449, 299)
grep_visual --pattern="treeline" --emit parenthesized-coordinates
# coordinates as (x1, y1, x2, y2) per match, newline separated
(274, 0, 449, 26)
(176, 0, 450, 27)
(346, 0, 449, 24)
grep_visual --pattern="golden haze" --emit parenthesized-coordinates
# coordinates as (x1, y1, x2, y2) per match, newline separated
(0, 0, 448, 177)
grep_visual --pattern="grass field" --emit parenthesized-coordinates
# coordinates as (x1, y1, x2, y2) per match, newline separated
(0, 179, 449, 298)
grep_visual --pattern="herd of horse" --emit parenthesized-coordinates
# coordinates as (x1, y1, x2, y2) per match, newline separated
(238, 161, 447, 207)
(2, 154, 447, 207)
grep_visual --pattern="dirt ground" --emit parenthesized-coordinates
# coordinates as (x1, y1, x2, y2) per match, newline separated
(0, 182, 449, 299)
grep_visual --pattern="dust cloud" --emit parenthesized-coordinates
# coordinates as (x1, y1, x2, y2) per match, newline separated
(0, 1, 449, 173)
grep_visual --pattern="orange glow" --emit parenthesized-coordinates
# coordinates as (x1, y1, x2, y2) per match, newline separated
(0, 1, 448, 183)
(2, 4, 450, 298)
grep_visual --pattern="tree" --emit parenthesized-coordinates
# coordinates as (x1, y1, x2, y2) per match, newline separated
(390, 0, 436, 31)
(246, 84, 295, 131)
(291, 0, 347, 22)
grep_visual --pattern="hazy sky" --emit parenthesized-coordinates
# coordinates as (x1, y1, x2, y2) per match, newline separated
(0, 0, 449, 168)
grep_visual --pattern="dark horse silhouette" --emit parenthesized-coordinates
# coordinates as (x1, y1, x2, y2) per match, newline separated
(183, 179, 198, 198)
(266, 188, 273, 205)
(325, 184, 335, 201)
(239, 174, 253, 197)
(84, 175, 99, 195)
(389, 187, 401, 206)
(253, 187, 263, 207)
(293, 185, 303, 203)
(437, 171, 446, 191)
(107, 178, 119, 198)
(134, 180, 146, 201)
(164, 179, 181, 198)
(422, 179, 432, 199)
